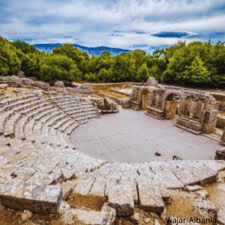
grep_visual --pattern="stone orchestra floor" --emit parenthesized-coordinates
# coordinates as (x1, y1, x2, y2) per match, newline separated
(71, 107, 221, 163)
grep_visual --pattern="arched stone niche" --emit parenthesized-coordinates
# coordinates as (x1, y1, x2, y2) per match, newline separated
(139, 87, 151, 110)
(176, 91, 218, 134)
(145, 86, 166, 119)
(128, 86, 142, 110)
(162, 90, 184, 120)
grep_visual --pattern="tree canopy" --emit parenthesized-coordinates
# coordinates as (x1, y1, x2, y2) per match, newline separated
(0, 36, 225, 88)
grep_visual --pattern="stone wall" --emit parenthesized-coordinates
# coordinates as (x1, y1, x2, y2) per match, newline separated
(217, 112, 225, 129)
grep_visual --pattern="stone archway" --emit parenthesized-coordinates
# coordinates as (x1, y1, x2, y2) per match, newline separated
(162, 90, 184, 120)
(139, 87, 150, 110)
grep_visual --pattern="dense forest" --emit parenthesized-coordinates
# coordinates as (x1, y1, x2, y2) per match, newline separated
(0, 35, 225, 88)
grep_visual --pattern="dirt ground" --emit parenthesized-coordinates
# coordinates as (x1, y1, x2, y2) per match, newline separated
(92, 83, 132, 103)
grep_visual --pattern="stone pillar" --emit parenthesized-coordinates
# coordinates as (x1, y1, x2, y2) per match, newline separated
(203, 109, 218, 134)
(222, 128, 225, 143)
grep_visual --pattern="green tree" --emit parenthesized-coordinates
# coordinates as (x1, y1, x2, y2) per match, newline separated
(12, 40, 39, 54)
(40, 54, 81, 84)
(98, 68, 108, 82)
(53, 44, 89, 73)
(0, 37, 21, 75)
(183, 56, 210, 86)
(137, 63, 149, 83)
(20, 53, 41, 78)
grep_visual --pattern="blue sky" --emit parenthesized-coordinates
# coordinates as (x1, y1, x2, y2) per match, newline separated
(1, 0, 225, 50)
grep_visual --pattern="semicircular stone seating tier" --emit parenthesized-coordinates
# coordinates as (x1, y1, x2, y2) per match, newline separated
(0, 90, 224, 219)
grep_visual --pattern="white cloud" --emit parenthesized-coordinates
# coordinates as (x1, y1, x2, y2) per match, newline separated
(120, 14, 225, 34)
(1, 0, 225, 48)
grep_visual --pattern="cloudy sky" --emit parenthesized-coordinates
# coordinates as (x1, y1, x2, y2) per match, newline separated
(1, 0, 225, 50)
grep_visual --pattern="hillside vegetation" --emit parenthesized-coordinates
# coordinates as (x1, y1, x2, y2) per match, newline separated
(0, 36, 225, 88)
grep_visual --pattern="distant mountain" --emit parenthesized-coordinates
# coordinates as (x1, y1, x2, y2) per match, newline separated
(33, 43, 130, 55)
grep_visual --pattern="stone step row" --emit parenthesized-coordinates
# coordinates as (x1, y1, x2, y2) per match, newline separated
(0, 98, 57, 137)
(38, 113, 98, 146)
(15, 105, 56, 140)
(50, 96, 80, 103)
(65, 106, 96, 115)
(3, 96, 41, 112)
(1, 97, 43, 130)
(0, 93, 98, 141)
(0, 94, 38, 106)
(54, 99, 81, 106)
(6, 105, 58, 139)
(0, 139, 106, 185)
(58, 102, 93, 110)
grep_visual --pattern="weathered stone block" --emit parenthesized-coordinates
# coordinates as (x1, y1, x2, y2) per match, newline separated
(73, 176, 95, 196)
(146, 106, 165, 119)
(108, 183, 134, 216)
(177, 117, 202, 132)
(101, 204, 116, 225)
(0, 182, 62, 214)
(146, 77, 158, 87)
(60, 180, 78, 200)
(89, 177, 106, 199)
(54, 81, 64, 88)
(137, 178, 164, 215)
(169, 161, 200, 186)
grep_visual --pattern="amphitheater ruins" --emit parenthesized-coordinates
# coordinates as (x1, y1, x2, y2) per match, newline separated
(0, 75, 225, 224)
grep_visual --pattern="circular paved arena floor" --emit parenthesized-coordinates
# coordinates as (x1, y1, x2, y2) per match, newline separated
(71, 107, 221, 163)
